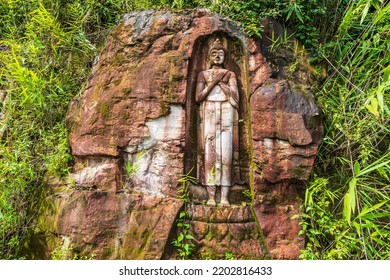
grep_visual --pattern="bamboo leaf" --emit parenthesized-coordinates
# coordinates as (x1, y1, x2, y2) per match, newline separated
(304, 187, 310, 207)
(376, 84, 384, 113)
(286, 7, 294, 21)
(361, 0, 371, 24)
(357, 158, 390, 177)
(343, 193, 351, 223)
(384, 64, 390, 82)
(373, 2, 390, 25)
(343, 178, 357, 224)
(354, 161, 361, 176)
(352, 221, 361, 236)
(349, 179, 357, 216)
(366, 97, 379, 117)
(357, 201, 389, 219)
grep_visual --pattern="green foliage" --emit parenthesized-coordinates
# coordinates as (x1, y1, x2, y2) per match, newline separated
(186, 0, 346, 50)
(172, 210, 196, 259)
(125, 151, 145, 180)
(300, 177, 356, 259)
(51, 236, 95, 260)
(205, 0, 264, 36)
(261, 0, 330, 48)
(300, 0, 390, 260)
(242, 189, 252, 200)
(224, 250, 234, 260)
(172, 169, 196, 259)
(177, 168, 196, 203)
(0, 0, 123, 259)
(50, 236, 74, 260)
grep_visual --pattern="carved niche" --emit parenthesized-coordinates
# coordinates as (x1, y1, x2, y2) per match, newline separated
(185, 34, 251, 206)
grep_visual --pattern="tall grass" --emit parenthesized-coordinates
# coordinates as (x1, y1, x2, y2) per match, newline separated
(300, 0, 390, 259)
(0, 0, 129, 259)
(0, 0, 184, 260)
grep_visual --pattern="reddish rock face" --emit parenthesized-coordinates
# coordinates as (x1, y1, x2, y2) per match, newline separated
(187, 206, 268, 259)
(38, 10, 322, 260)
(251, 79, 322, 183)
(250, 77, 322, 259)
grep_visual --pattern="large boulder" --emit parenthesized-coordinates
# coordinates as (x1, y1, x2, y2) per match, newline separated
(35, 9, 322, 260)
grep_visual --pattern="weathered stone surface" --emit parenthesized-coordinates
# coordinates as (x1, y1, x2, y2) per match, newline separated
(247, 39, 272, 94)
(35, 9, 322, 260)
(253, 182, 305, 259)
(251, 79, 321, 147)
(41, 185, 183, 259)
(120, 197, 183, 259)
(250, 72, 322, 259)
(71, 157, 121, 192)
(189, 204, 253, 223)
(253, 138, 319, 183)
(186, 205, 268, 259)
(189, 221, 269, 259)
(66, 11, 191, 158)
(127, 143, 183, 198)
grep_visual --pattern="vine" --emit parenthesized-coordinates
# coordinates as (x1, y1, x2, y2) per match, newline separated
(172, 168, 196, 259)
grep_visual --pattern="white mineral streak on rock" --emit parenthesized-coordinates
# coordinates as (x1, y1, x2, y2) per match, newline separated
(248, 54, 258, 72)
(71, 163, 115, 188)
(127, 105, 184, 197)
(139, 105, 184, 150)
(130, 149, 166, 197)
(263, 138, 273, 151)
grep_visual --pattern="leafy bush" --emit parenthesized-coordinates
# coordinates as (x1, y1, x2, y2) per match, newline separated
(0, 0, 119, 259)
(300, 0, 390, 259)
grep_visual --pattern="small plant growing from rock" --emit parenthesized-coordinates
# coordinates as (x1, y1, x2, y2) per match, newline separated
(172, 211, 195, 259)
(50, 236, 95, 260)
(225, 250, 235, 260)
(242, 189, 252, 199)
(172, 168, 196, 259)
(125, 150, 145, 183)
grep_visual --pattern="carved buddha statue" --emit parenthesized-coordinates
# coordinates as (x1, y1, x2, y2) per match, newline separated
(195, 39, 239, 207)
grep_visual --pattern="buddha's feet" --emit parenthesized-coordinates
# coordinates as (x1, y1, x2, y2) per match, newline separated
(220, 198, 230, 207)
(206, 199, 216, 207)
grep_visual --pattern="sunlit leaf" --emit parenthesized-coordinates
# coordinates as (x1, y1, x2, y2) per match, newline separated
(384, 65, 390, 82)
(357, 201, 388, 219)
(365, 96, 379, 117)
(361, 0, 371, 24)
(343, 178, 357, 224)
(354, 161, 361, 176)
(373, 2, 390, 25)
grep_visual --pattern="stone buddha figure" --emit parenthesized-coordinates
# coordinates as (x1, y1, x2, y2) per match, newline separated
(195, 39, 239, 207)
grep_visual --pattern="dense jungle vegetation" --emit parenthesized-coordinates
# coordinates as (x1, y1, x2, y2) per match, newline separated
(0, 0, 389, 259)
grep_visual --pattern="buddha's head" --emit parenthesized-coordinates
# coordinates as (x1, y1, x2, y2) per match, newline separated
(209, 39, 227, 67)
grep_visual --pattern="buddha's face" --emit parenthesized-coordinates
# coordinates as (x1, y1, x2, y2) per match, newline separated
(210, 49, 225, 66)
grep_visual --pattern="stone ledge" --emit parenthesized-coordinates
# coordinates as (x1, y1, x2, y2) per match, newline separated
(190, 221, 261, 242)
(189, 221, 268, 259)
(188, 204, 254, 223)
